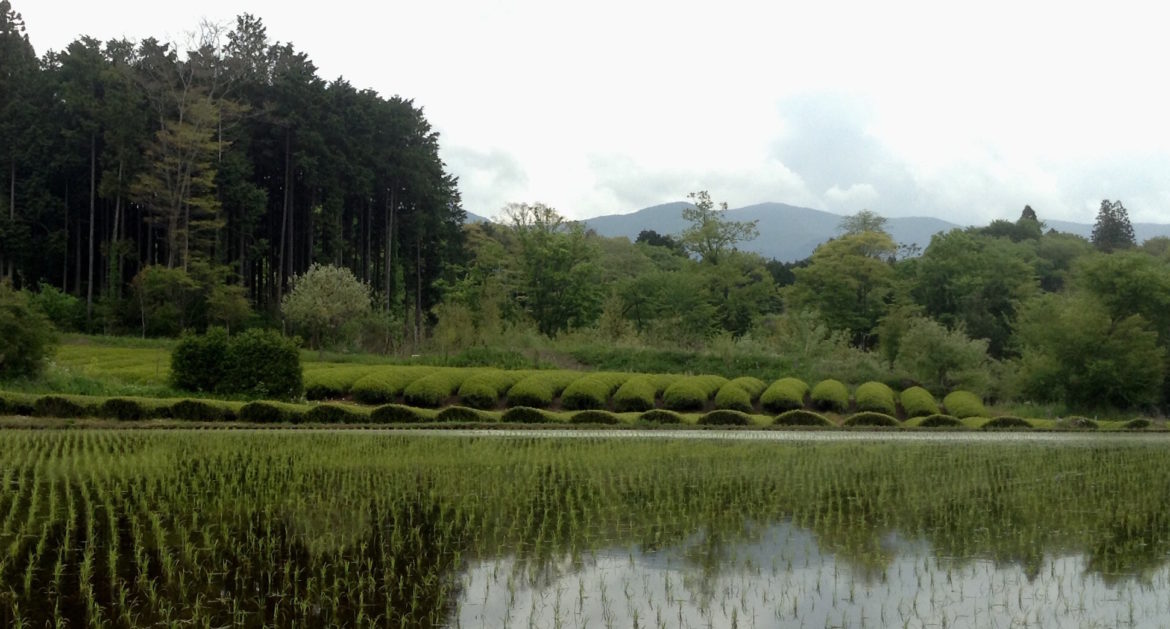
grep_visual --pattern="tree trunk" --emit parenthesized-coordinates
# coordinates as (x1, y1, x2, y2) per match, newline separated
(415, 231, 422, 347)
(109, 160, 123, 300)
(384, 187, 394, 311)
(62, 183, 69, 293)
(87, 133, 96, 325)
(277, 129, 290, 302)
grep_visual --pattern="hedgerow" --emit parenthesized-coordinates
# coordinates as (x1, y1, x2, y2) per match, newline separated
(899, 386, 939, 418)
(170, 399, 229, 421)
(303, 366, 372, 400)
(369, 404, 424, 424)
(918, 414, 961, 428)
(99, 398, 146, 421)
(506, 372, 578, 408)
(220, 329, 303, 400)
(238, 402, 290, 424)
(570, 410, 620, 425)
(612, 376, 656, 412)
(663, 375, 727, 411)
(773, 409, 832, 427)
(638, 409, 682, 424)
(403, 370, 469, 408)
(843, 411, 899, 427)
(713, 383, 753, 412)
(1058, 416, 1098, 430)
(501, 406, 553, 423)
(456, 370, 527, 409)
(561, 373, 628, 410)
(810, 379, 850, 413)
(33, 396, 89, 418)
(727, 377, 767, 399)
(982, 416, 1031, 430)
(699, 409, 752, 425)
(854, 382, 897, 415)
(1124, 418, 1151, 430)
(305, 404, 360, 424)
(351, 367, 435, 404)
(435, 406, 485, 422)
(943, 390, 988, 418)
(760, 378, 809, 413)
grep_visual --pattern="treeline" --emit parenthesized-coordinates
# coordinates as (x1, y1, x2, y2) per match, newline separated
(0, 3, 463, 337)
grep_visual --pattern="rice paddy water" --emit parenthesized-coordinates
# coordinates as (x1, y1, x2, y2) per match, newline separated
(0, 431, 1167, 627)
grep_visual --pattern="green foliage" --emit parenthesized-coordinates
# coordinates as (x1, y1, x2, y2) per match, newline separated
(943, 391, 989, 418)
(843, 412, 899, 427)
(369, 404, 424, 424)
(570, 410, 620, 425)
(170, 327, 228, 393)
(918, 414, 961, 428)
(639, 409, 682, 424)
(0, 283, 56, 380)
(1058, 416, 1098, 431)
(402, 370, 467, 408)
(810, 379, 849, 413)
(612, 376, 657, 412)
(98, 398, 146, 421)
(305, 404, 360, 424)
(772, 409, 832, 426)
(899, 386, 940, 418)
(33, 395, 89, 418)
(26, 284, 85, 332)
(281, 263, 373, 350)
(726, 376, 766, 398)
(853, 381, 896, 415)
(131, 266, 203, 337)
(713, 383, 752, 412)
(221, 329, 303, 400)
(170, 399, 229, 421)
(759, 377, 809, 413)
(500, 406, 552, 423)
(679, 191, 759, 266)
(1123, 418, 1151, 430)
(982, 416, 1031, 430)
(238, 401, 290, 424)
(435, 406, 484, 423)
(303, 366, 374, 400)
(698, 409, 752, 426)
(561, 373, 626, 411)
(456, 370, 526, 409)
(663, 375, 726, 411)
(1091, 199, 1136, 253)
(506, 372, 577, 408)
(1074, 251, 1170, 347)
(892, 316, 991, 394)
(351, 368, 435, 404)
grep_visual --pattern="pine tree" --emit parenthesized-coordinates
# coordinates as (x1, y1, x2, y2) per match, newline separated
(1091, 199, 1136, 253)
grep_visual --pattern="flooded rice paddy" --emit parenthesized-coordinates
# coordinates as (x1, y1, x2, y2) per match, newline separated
(0, 431, 1167, 627)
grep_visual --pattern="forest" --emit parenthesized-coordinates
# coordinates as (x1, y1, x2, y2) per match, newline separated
(3, 2, 1170, 415)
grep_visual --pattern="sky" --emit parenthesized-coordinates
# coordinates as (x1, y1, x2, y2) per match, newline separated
(19, 0, 1170, 224)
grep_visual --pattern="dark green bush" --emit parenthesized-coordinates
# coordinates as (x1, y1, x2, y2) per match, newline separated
(810, 379, 849, 413)
(221, 329, 303, 400)
(713, 383, 753, 412)
(698, 410, 752, 425)
(238, 402, 290, 424)
(918, 414, 961, 428)
(170, 327, 228, 393)
(727, 376, 767, 399)
(854, 382, 897, 415)
(456, 370, 523, 409)
(33, 396, 88, 418)
(663, 381, 708, 411)
(500, 406, 552, 423)
(900, 386, 940, 418)
(760, 378, 809, 413)
(369, 404, 423, 423)
(844, 412, 899, 427)
(1124, 418, 1151, 430)
(351, 368, 433, 405)
(170, 399, 228, 421)
(305, 404, 360, 424)
(403, 371, 465, 408)
(2, 396, 34, 416)
(982, 416, 1031, 430)
(561, 374, 618, 411)
(773, 409, 832, 426)
(435, 406, 484, 422)
(943, 391, 988, 418)
(506, 372, 577, 408)
(99, 398, 146, 421)
(639, 409, 682, 424)
(0, 284, 57, 380)
(570, 410, 620, 425)
(613, 376, 656, 412)
(1058, 416, 1098, 430)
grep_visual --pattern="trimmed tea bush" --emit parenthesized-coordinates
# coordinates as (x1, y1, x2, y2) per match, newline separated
(943, 390, 989, 418)
(238, 402, 289, 424)
(613, 376, 656, 412)
(501, 406, 553, 423)
(506, 372, 578, 408)
(726, 376, 767, 399)
(699, 409, 752, 425)
(170, 399, 228, 421)
(918, 414, 961, 428)
(562, 373, 626, 411)
(99, 398, 146, 421)
(170, 327, 228, 393)
(435, 406, 484, 422)
(713, 383, 753, 413)
(854, 381, 897, 415)
(663, 375, 727, 412)
(639, 409, 682, 424)
(810, 379, 849, 413)
(773, 409, 832, 427)
(2, 395, 35, 416)
(844, 412, 899, 427)
(1058, 416, 1098, 430)
(760, 378, 809, 413)
(33, 396, 88, 418)
(900, 386, 939, 418)
(982, 416, 1031, 430)
(1124, 418, 1151, 430)
(369, 404, 424, 424)
(304, 366, 371, 400)
(456, 370, 526, 409)
(305, 404, 360, 424)
(403, 370, 467, 408)
(351, 368, 434, 405)
(569, 410, 620, 425)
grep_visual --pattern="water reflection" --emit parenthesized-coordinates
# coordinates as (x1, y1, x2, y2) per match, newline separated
(456, 521, 1170, 628)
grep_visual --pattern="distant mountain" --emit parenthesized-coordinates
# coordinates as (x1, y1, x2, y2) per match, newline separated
(584, 202, 961, 261)
(464, 211, 491, 224)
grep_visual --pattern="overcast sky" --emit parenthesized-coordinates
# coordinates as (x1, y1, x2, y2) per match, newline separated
(20, 0, 1170, 224)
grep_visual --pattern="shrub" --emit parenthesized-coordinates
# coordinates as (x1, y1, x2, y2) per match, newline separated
(854, 381, 897, 415)
(844, 412, 899, 427)
(221, 329, 303, 400)
(403, 370, 467, 408)
(501, 406, 552, 423)
(713, 383, 753, 412)
(982, 416, 1031, 430)
(99, 398, 146, 421)
(727, 376, 767, 398)
(281, 263, 372, 350)
(1058, 416, 1098, 430)
(170, 399, 228, 421)
(238, 402, 289, 424)
(26, 284, 84, 331)
(562, 373, 625, 411)
(370, 404, 424, 424)
(639, 409, 682, 424)
(303, 366, 370, 400)
(810, 379, 850, 413)
(351, 368, 434, 405)
(506, 372, 577, 408)
(570, 410, 620, 425)
(773, 409, 832, 426)
(613, 376, 656, 412)
(663, 376, 725, 412)
(3, 396, 34, 416)
(435, 406, 485, 422)
(170, 327, 229, 393)
(33, 396, 88, 418)
(760, 378, 809, 413)
(699, 409, 752, 426)
(900, 386, 940, 418)
(1124, 418, 1151, 430)
(0, 283, 57, 380)
(305, 404, 360, 424)
(918, 414, 961, 428)
(943, 390, 989, 418)
(456, 370, 525, 409)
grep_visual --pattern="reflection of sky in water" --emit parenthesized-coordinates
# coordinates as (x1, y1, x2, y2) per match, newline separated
(454, 521, 1170, 628)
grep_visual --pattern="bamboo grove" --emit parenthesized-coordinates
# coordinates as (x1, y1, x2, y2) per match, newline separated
(0, 4, 464, 335)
